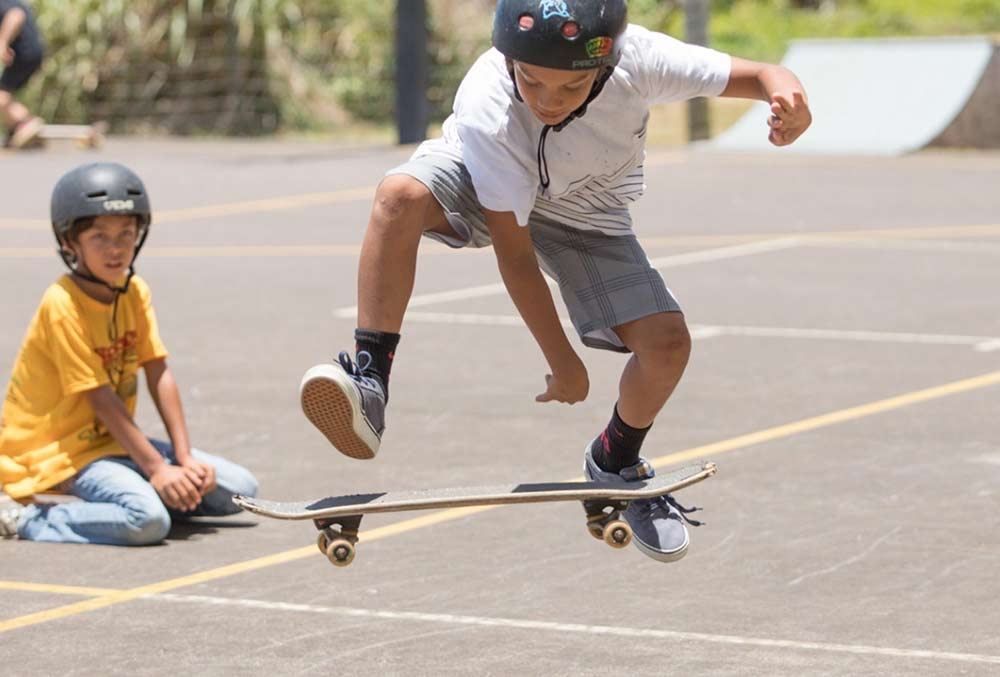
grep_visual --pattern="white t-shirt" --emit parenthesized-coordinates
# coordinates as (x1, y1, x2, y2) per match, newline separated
(440, 24, 732, 234)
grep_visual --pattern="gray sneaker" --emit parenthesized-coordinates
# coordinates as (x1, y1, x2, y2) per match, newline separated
(584, 442, 702, 563)
(0, 493, 25, 539)
(300, 351, 386, 460)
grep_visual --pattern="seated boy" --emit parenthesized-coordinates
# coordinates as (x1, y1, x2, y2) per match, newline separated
(0, 162, 258, 544)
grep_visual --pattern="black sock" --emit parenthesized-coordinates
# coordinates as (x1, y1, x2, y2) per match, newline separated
(354, 329, 400, 400)
(591, 404, 651, 474)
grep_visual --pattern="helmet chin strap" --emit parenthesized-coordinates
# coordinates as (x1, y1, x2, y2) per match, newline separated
(71, 265, 137, 295)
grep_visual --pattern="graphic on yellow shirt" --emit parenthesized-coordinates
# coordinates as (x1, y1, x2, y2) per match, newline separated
(0, 275, 168, 498)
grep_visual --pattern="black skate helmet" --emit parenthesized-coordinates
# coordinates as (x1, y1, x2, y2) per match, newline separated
(493, 1, 630, 190)
(51, 162, 152, 293)
(493, 0, 628, 71)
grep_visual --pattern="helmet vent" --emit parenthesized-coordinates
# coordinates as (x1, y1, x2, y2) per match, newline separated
(518, 13, 535, 30)
(127, 189, 143, 196)
(86, 191, 108, 199)
(561, 21, 580, 39)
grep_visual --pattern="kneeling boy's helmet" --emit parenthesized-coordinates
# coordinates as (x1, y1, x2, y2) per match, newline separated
(50, 162, 152, 292)
(493, 0, 628, 71)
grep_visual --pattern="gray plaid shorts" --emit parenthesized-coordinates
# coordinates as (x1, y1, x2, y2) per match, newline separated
(386, 139, 681, 353)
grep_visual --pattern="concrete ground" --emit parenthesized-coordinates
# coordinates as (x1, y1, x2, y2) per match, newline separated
(1, 138, 999, 676)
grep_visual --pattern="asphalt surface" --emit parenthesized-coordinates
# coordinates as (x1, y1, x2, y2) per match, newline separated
(1, 138, 999, 676)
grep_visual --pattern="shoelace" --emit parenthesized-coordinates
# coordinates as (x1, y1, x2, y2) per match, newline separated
(337, 351, 383, 392)
(634, 494, 705, 527)
(338, 350, 371, 376)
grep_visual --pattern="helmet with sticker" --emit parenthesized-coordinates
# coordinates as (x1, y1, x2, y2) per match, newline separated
(493, 0, 628, 71)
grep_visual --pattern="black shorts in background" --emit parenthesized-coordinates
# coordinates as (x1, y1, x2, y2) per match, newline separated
(0, 0, 44, 93)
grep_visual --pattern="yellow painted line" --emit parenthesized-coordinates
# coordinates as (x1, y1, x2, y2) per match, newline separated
(638, 224, 1000, 248)
(0, 187, 376, 232)
(3, 224, 1000, 260)
(0, 218, 48, 231)
(0, 508, 494, 633)
(154, 187, 375, 224)
(2, 369, 999, 634)
(0, 581, 120, 597)
(645, 369, 1000, 467)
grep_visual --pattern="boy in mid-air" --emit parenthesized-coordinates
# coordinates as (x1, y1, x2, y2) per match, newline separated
(0, 162, 257, 544)
(300, 0, 811, 562)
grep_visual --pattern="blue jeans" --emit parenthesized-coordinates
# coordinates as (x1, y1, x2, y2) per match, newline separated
(17, 439, 258, 545)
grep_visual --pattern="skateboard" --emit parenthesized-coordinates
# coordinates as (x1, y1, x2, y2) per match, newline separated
(35, 122, 107, 149)
(233, 461, 717, 568)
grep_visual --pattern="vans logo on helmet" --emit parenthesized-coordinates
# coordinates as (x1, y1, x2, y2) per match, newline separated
(540, 0, 570, 20)
(103, 199, 135, 211)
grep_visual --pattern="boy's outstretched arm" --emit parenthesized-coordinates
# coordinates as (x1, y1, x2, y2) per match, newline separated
(484, 209, 589, 405)
(721, 57, 812, 146)
(144, 358, 216, 495)
(84, 386, 204, 512)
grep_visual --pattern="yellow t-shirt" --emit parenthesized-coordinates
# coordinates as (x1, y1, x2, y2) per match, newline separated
(0, 275, 168, 498)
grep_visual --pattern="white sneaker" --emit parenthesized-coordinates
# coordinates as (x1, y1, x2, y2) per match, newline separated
(0, 491, 25, 539)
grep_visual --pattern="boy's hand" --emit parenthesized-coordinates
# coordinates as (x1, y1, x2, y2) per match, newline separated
(1, 44, 12, 67)
(181, 459, 217, 496)
(536, 355, 589, 404)
(150, 464, 202, 512)
(768, 91, 811, 146)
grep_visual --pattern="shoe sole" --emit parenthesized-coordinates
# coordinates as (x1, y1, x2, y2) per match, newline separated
(300, 365, 380, 460)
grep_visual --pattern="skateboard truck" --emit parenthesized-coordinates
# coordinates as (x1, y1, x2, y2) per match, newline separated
(583, 500, 633, 548)
(314, 515, 362, 567)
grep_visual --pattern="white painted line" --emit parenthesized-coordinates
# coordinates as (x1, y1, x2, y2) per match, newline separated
(395, 312, 1000, 352)
(333, 238, 800, 319)
(808, 239, 1000, 254)
(693, 324, 1000, 350)
(151, 593, 1000, 666)
(334, 283, 510, 318)
(402, 311, 573, 330)
(646, 236, 801, 268)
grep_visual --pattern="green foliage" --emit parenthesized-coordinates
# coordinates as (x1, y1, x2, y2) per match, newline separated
(10, 0, 1000, 133)
(711, 0, 1000, 63)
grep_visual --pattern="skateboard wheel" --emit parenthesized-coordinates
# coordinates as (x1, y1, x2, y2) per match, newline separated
(326, 538, 356, 567)
(316, 531, 330, 555)
(603, 521, 632, 549)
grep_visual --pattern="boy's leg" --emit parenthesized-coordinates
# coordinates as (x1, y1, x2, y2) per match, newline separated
(529, 217, 699, 562)
(16, 458, 171, 546)
(583, 314, 696, 563)
(593, 311, 691, 472)
(302, 142, 489, 459)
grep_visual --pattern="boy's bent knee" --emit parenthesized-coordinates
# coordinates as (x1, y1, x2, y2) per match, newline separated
(373, 175, 435, 225)
(124, 499, 171, 546)
(629, 315, 691, 365)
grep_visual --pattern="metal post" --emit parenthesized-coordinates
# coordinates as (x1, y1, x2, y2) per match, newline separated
(685, 0, 711, 142)
(396, 0, 429, 144)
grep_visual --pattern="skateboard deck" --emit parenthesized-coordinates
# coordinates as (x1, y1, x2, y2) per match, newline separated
(234, 461, 717, 568)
